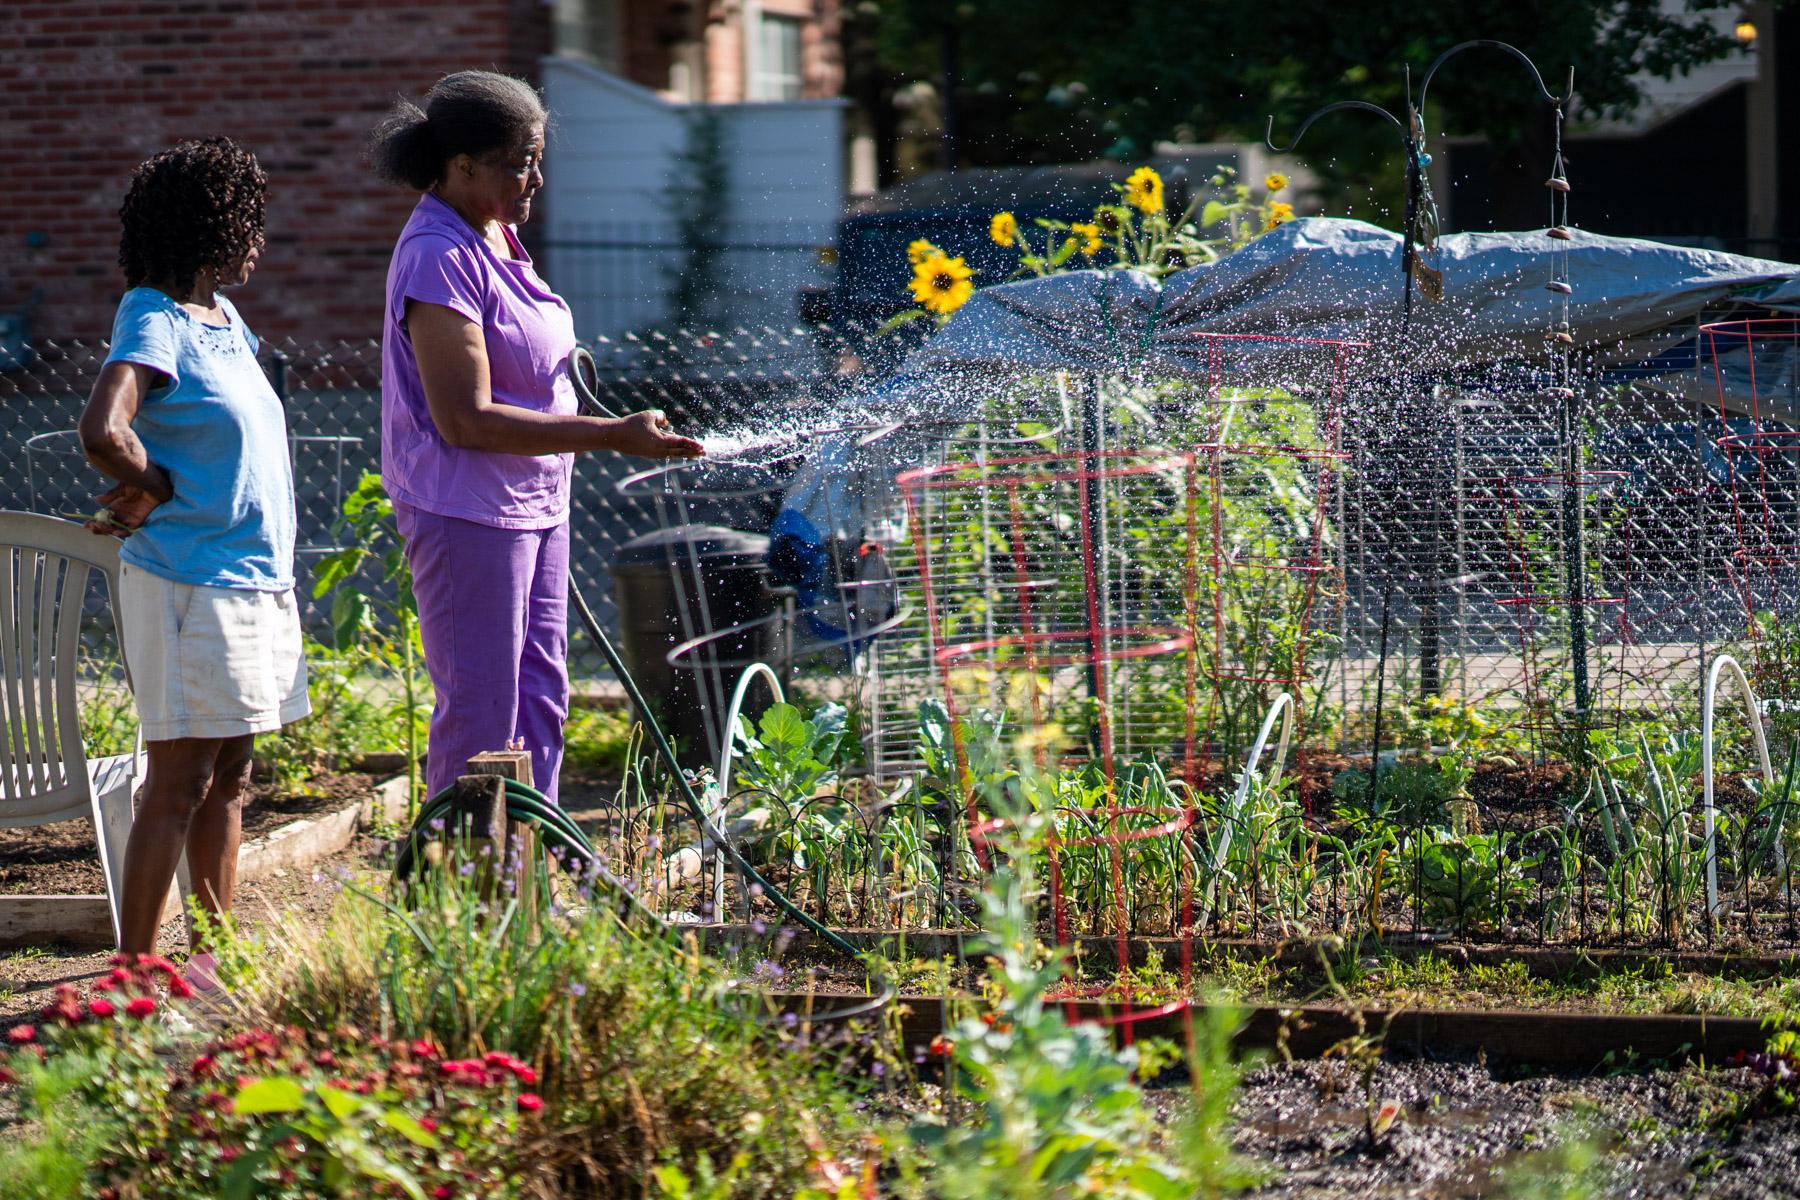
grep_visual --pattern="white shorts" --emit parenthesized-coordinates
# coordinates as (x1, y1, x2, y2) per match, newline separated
(118, 562, 311, 742)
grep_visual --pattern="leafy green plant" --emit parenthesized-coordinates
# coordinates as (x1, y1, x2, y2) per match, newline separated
(308, 473, 430, 814)
(907, 759, 1193, 1200)
(223, 1073, 448, 1200)
(75, 645, 138, 759)
(1332, 755, 1465, 830)
(234, 839, 865, 1197)
(732, 701, 850, 801)
(1412, 830, 1537, 935)
(1580, 727, 1707, 940)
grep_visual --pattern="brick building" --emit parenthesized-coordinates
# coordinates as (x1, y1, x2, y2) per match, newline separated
(553, 0, 842, 104)
(4, 0, 840, 349)
(3, 1, 551, 349)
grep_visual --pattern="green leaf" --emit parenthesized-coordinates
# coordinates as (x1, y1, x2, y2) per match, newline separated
(379, 1108, 442, 1149)
(1200, 200, 1231, 228)
(330, 589, 373, 651)
(317, 1083, 364, 1120)
(758, 703, 809, 756)
(232, 1075, 306, 1115)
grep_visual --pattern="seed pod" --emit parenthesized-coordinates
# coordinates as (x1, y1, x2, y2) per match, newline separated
(1547, 226, 1573, 241)
(1546, 387, 1577, 400)
(1545, 176, 1571, 193)
(1546, 280, 1573, 295)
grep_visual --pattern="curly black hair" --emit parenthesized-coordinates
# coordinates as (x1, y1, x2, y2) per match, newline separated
(118, 137, 267, 293)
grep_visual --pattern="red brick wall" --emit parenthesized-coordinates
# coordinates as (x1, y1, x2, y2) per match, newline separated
(1, 0, 552, 348)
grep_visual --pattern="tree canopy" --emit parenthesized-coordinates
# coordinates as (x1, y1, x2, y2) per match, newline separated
(850, 0, 1761, 222)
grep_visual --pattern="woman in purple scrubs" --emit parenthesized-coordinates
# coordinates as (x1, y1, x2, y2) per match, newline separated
(371, 71, 701, 802)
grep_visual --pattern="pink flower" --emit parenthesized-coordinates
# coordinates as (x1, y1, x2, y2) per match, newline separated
(191, 1054, 217, 1077)
(433, 1187, 454, 1199)
(125, 997, 156, 1019)
(409, 1039, 439, 1059)
(168, 976, 195, 1000)
(87, 999, 116, 1019)
(6, 1025, 35, 1045)
(516, 1092, 544, 1114)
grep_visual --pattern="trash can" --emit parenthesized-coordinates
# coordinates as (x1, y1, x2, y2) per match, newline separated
(610, 525, 787, 769)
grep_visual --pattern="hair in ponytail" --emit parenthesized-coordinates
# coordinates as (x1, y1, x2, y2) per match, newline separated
(369, 71, 548, 190)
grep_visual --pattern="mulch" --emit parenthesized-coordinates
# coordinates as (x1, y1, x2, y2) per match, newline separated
(0, 771, 379, 896)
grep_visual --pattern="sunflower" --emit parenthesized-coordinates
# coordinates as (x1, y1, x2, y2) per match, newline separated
(909, 252, 975, 315)
(1125, 166, 1164, 214)
(1095, 206, 1125, 235)
(907, 238, 938, 265)
(1264, 201, 1295, 231)
(1070, 221, 1103, 255)
(989, 211, 1018, 248)
(1264, 172, 1289, 193)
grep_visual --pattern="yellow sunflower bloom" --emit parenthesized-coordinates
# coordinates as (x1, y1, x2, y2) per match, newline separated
(1070, 221, 1103, 255)
(906, 238, 938, 265)
(1125, 166, 1164, 214)
(989, 211, 1018, 247)
(909, 253, 975, 315)
(1264, 172, 1289, 193)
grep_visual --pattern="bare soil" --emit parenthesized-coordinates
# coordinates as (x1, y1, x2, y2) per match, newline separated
(0, 771, 380, 895)
(1206, 1055, 1800, 1199)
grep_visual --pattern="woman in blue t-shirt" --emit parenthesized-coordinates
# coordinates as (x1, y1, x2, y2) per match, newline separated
(78, 138, 309, 974)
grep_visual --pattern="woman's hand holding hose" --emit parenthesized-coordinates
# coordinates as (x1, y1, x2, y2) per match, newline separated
(604, 409, 704, 459)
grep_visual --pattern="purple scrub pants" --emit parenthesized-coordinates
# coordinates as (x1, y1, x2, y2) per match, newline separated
(395, 503, 570, 803)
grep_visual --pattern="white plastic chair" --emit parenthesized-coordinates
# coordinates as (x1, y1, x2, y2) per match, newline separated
(0, 511, 149, 943)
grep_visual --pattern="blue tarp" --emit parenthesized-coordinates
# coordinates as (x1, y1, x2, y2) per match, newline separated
(773, 217, 1800, 625)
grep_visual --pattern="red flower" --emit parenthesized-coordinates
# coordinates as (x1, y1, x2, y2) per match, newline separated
(6, 1025, 35, 1045)
(192, 1054, 217, 1077)
(168, 976, 195, 1000)
(125, 997, 157, 1019)
(0, 1065, 15, 1086)
(511, 1064, 540, 1086)
(433, 1187, 454, 1199)
(219, 1144, 242, 1162)
(516, 1092, 544, 1114)
(410, 1038, 439, 1059)
(928, 1035, 954, 1058)
(87, 999, 116, 1019)
(420, 1117, 439, 1133)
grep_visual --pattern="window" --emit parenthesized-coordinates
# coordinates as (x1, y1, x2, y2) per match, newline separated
(751, 13, 804, 101)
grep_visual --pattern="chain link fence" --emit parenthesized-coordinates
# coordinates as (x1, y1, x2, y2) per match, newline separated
(0, 331, 837, 680)
(0, 324, 1772, 726)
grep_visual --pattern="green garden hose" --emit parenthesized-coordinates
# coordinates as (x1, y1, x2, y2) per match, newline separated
(388, 582, 860, 959)
(566, 579, 863, 958)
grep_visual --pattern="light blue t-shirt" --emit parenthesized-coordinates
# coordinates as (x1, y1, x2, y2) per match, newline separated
(103, 287, 296, 591)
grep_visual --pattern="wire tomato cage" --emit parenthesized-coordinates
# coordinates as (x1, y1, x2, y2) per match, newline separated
(893, 333, 1363, 1032)
(1704, 318, 1800, 702)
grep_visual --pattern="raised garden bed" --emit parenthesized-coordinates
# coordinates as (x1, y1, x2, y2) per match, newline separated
(762, 991, 1768, 1073)
(694, 924, 1800, 982)
(0, 770, 409, 948)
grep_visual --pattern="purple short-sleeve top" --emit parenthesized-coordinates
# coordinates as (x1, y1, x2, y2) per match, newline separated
(380, 194, 578, 529)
